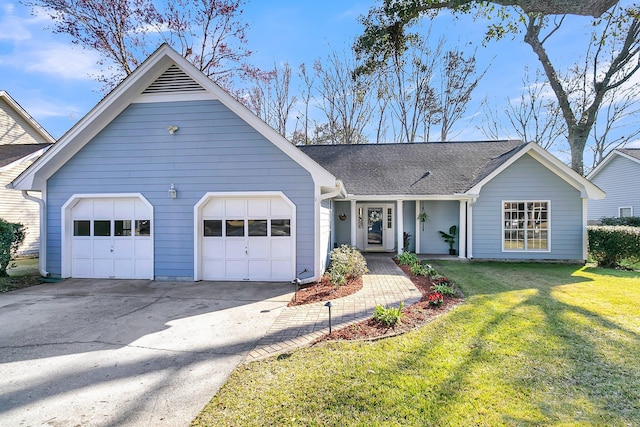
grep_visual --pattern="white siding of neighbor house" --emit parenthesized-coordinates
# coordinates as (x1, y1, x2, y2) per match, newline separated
(46, 100, 316, 280)
(473, 154, 584, 261)
(0, 161, 41, 254)
(588, 155, 640, 221)
(1, 97, 50, 255)
(0, 97, 48, 146)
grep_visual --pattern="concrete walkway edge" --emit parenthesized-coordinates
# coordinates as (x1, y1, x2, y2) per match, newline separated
(245, 254, 421, 363)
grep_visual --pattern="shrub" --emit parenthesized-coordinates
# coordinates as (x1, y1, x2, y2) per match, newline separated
(588, 225, 640, 268)
(409, 261, 435, 277)
(402, 232, 411, 252)
(599, 216, 640, 227)
(373, 302, 404, 327)
(0, 219, 26, 277)
(431, 283, 457, 297)
(327, 245, 368, 286)
(396, 251, 419, 266)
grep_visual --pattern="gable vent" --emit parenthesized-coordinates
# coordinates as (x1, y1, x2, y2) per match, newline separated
(143, 65, 206, 94)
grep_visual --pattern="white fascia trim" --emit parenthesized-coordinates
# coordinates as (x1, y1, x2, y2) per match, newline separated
(467, 142, 605, 200)
(193, 191, 297, 282)
(60, 193, 155, 279)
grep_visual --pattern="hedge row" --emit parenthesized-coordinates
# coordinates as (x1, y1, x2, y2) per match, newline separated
(598, 216, 640, 227)
(588, 225, 640, 268)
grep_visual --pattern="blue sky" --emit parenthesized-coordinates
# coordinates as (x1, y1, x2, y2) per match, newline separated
(1, 0, 637, 155)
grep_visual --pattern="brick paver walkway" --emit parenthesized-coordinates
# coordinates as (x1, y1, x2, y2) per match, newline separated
(244, 254, 422, 363)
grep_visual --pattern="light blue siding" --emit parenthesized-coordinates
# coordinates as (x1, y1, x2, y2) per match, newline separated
(402, 201, 416, 252)
(588, 155, 640, 221)
(473, 154, 583, 261)
(46, 100, 316, 280)
(418, 200, 459, 254)
(333, 201, 351, 247)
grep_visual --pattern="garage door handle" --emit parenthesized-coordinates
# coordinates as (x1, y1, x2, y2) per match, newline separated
(110, 247, 114, 253)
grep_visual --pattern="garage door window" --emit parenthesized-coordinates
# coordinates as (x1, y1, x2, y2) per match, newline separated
(271, 219, 290, 236)
(135, 220, 151, 236)
(226, 220, 245, 236)
(248, 220, 267, 236)
(73, 220, 91, 236)
(94, 221, 111, 236)
(203, 220, 222, 236)
(115, 220, 132, 236)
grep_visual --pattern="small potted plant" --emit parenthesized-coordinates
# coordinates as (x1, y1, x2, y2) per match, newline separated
(438, 225, 458, 255)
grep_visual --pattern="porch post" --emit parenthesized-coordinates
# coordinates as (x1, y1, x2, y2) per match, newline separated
(415, 201, 421, 254)
(467, 201, 474, 259)
(397, 200, 404, 254)
(458, 200, 467, 259)
(582, 197, 588, 261)
(350, 200, 357, 247)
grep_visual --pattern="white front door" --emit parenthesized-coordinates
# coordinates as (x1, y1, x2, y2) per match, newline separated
(70, 198, 153, 279)
(200, 195, 295, 281)
(360, 203, 395, 252)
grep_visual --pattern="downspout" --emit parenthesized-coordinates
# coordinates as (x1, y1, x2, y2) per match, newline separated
(21, 190, 49, 277)
(299, 180, 345, 285)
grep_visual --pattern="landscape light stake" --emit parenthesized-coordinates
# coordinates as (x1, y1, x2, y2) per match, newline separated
(325, 301, 333, 334)
(292, 278, 301, 302)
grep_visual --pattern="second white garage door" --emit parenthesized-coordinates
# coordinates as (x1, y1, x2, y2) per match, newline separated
(199, 195, 294, 281)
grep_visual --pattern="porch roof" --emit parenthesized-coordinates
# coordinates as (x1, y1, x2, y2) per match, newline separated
(299, 140, 525, 196)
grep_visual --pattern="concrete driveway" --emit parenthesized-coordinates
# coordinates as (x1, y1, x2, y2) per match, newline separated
(0, 278, 293, 426)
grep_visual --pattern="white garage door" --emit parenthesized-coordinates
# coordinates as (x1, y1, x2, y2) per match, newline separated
(200, 196, 294, 281)
(70, 198, 153, 279)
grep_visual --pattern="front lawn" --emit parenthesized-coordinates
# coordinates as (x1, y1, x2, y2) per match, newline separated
(193, 262, 640, 427)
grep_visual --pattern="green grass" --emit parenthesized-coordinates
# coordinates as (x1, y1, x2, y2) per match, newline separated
(192, 262, 640, 427)
(0, 257, 42, 292)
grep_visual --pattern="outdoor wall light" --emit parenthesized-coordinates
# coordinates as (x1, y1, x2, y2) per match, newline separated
(167, 125, 179, 134)
(168, 183, 177, 199)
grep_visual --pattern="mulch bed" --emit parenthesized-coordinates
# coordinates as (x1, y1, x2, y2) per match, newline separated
(314, 260, 464, 342)
(288, 275, 363, 307)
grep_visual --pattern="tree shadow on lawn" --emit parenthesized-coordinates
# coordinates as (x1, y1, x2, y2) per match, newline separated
(325, 262, 640, 425)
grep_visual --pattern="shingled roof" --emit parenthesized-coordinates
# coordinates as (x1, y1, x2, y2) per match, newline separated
(0, 144, 52, 169)
(618, 148, 640, 162)
(299, 140, 526, 196)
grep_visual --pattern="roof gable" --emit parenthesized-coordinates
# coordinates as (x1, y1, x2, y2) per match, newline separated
(10, 44, 335, 191)
(468, 142, 604, 199)
(588, 148, 640, 180)
(0, 91, 55, 146)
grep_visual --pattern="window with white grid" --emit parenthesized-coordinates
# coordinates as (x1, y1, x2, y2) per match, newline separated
(503, 201, 549, 251)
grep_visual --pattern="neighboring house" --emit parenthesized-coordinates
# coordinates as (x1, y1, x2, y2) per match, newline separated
(9, 44, 604, 282)
(587, 148, 640, 223)
(0, 91, 55, 255)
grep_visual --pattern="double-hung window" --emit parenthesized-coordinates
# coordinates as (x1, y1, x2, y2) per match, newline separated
(503, 201, 549, 251)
